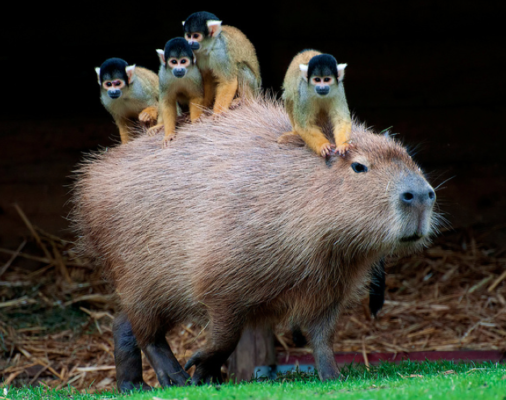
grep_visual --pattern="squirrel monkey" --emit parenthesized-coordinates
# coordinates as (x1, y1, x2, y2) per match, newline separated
(95, 58, 159, 144)
(279, 50, 352, 157)
(150, 38, 204, 148)
(182, 11, 261, 114)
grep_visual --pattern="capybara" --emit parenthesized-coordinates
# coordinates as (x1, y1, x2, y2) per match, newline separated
(72, 96, 439, 389)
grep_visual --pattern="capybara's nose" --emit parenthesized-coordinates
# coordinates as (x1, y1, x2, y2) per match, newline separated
(399, 175, 436, 208)
(400, 188, 436, 207)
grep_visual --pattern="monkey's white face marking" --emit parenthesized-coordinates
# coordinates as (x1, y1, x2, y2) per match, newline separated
(310, 75, 335, 96)
(102, 79, 126, 99)
(168, 57, 191, 78)
(185, 32, 204, 52)
(102, 79, 126, 91)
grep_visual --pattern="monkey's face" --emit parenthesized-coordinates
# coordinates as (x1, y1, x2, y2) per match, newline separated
(310, 75, 336, 97)
(184, 32, 204, 52)
(102, 79, 126, 99)
(168, 57, 192, 78)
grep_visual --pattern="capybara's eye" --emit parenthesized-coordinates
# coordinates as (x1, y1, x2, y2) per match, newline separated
(351, 162, 368, 173)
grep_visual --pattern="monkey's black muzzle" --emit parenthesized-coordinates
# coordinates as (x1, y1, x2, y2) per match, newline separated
(173, 69, 187, 78)
(107, 89, 122, 99)
(315, 86, 330, 96)
(189, 42, 200, 51)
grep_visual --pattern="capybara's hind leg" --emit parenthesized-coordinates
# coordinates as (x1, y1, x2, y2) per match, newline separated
(306, 307, 340, 381)
(184, 314, 244, 385)
(142, 333, 190, 387)
(113, 312, 151, 392)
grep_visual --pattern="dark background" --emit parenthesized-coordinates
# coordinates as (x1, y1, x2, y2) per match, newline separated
(1, 1, 505, 250)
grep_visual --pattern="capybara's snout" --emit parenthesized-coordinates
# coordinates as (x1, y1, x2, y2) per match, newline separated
(396, 173, 436, 241)
(398, 174, 436, 209)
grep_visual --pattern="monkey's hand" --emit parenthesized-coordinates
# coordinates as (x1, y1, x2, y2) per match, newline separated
(147, 124, 163, 137)
(162, 134, 176, 149)
(320, 143, 335, 157)
(139, 106, 158, 125)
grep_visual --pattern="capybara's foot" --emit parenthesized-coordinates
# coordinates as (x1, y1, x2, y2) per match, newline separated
(185, 351, 223, 385)
(318, 367, 341, 381)
(144, 342, 190, 387)
(162, 135, 176, 148)
(138, 106, 158, 125)
(319, 143, 335, 157)
(118, 380, 152, 392)
(147, 124, 163, 137)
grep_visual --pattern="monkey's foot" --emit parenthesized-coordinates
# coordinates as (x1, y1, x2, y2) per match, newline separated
(185, 351, 223, 385)
(147, 124, 163, 137)
(118, 380, 152, 393)
(319, 143, 335, 157)
(334, 142, 353, 156)
(139, 107, 158, 124)
(229, 97, 243, 110)
(211, 112, 225, 121)
(277, 132, 305, 147)
(162, 135, 176, 148)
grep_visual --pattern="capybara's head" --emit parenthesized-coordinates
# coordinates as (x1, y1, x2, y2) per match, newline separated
(321, 130, 437, 255)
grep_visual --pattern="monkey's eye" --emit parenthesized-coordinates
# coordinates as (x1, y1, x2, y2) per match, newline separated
(181, 59, 187, 64)
(324, 77, 331, 83)
(106, 82, 112, 87)
(193, 33, 200, 39)
(186, 33, 191, 39)
(314, 77, 321, 83)
(171, 59, 178, 65)
(113, 80, 122, 86)
(351, 163, 368, 173)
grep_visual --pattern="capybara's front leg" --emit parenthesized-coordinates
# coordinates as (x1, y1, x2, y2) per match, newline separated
(184, 313, 244, 385)
(142, 333, 190, 387)
(306, 307, 340, 381)
(113, 312, 151, 392)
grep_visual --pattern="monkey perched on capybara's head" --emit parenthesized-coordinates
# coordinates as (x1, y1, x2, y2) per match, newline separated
(72, 96, 439, 390)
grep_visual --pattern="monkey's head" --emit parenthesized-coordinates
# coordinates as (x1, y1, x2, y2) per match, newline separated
(182, 11, 222, 53)
(95, 58, 135, 100)
(300, 54, 346, 97)
(156, 38, 196, 78)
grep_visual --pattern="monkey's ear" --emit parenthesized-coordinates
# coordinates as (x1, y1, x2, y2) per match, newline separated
(95, 67, 101, 85)
(156, 49, 165, 65)
(207, 20, 222, 37)
(182, 20, 185, 26)
(337, 63, 347, 82)
(299, 64, 308, 81)
(125, 65, 136, 84)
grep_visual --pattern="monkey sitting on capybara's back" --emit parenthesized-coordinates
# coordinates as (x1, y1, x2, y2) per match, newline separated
(72, 96, 439, 390)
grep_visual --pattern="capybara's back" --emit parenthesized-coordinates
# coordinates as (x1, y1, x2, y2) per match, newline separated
(72, 96, 438, 385)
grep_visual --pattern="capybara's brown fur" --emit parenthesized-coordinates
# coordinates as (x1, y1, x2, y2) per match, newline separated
(72, 96, 439, 383)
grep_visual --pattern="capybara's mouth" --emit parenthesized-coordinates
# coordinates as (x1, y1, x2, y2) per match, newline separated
(399, 233, 423, 243)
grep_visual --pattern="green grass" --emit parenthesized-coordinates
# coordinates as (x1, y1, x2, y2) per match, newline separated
(4, 361, 506, 400)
